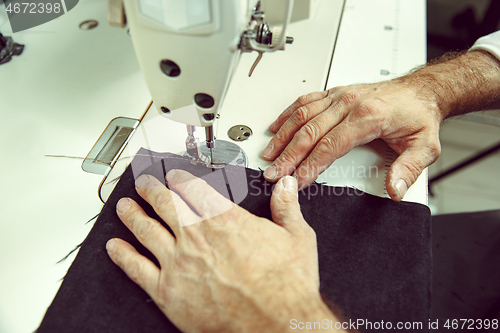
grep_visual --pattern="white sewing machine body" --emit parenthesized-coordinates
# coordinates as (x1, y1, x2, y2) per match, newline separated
(122, 0, 247, 127)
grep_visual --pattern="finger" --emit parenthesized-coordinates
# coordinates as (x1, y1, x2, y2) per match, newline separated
(262, 103, 349, 182)
(268, 91, 330, 133)
(106, 238, 161, 299)
(116, 197, 176, 257)
(262, 94, 335, 161)
(134, 174, 200, 229)
(386, 144, 440, 202)
(166, 169, 234, 221)
(270, 176, 309, 234)
(293, 121, 378, 190)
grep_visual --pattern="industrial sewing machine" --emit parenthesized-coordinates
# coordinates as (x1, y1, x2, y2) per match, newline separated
(83, 0, 298, 170)
(117, 0, 294, 168)
(81, 0, 427, 204)
(83, 0, 347, 201)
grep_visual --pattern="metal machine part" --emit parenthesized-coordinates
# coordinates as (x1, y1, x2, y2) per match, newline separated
(183, 124, 248, 168)
(228, 125, 253, 142)
(184, 124, 214, 167)
(82, 117, 140, 176)
(112, 0, 294, 167)
(185, 125, 200, 160)
(204, 125, 216, 165)
(196, 140, 248, 168)
(240, 0, 294, 76)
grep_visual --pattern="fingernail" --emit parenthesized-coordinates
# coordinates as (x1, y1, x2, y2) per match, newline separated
(264, 164, 277, 180)
(106, 239, 117, 253)
(282, 175, 297, 193)
(394, 179, 408, 201)
(262, 142, 274, 158)
(135, 175, 150, 189)
(116, 198, 131, 214)
(166, 169, 177, 183)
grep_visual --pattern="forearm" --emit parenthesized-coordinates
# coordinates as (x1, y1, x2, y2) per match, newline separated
(395, 49, 500, 120)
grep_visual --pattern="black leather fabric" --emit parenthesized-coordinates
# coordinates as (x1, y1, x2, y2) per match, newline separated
(38, 149, 431, 333)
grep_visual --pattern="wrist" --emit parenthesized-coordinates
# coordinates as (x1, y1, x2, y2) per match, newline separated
(395, 49, 500, 121)
(390, 75, 445, 124)
(278, 293, 349, 333)
(232, 290, 348, 333)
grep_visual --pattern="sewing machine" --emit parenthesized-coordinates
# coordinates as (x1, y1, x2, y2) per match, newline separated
(83, 0, 427, 204)
(117, 0, 295, 167)
(82, 0, 315, 192)
(0, 0, 426, 331)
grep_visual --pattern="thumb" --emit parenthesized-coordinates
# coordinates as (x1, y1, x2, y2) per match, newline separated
(387, 146, 440, 202)
(270, 176, 306, 231)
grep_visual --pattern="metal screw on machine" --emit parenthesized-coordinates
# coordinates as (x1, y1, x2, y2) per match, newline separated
(228, 125, 253, 142)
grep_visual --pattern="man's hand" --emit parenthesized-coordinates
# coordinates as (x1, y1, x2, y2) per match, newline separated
(261, 81, 442, 201)
(106, 171, 344, 333)
(261, 50, 500, 201)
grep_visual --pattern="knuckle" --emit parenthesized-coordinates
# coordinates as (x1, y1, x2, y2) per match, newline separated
(278, 191, 297, 205)
(401, 144, 442, 184)
(326, 87, 338, 96)
(297, 91, 328, 106)
(428, 142, 442, 160)
(154, 192, 173, 216)
(401, 160, 424, 183)
(296, 94, 310, 106)
(168, 170, 183, 185)
(111, 246, 123, 266)
(356, 100, 382, 120)
(297, 122, 321, 143)
(273, 128, 286, 144)
(338, 92, 358, 106)
(126, 259, 144, 284)
(183, 178, 203, 196)
(291, 106, 310, 125)
(277, 149, 297, 167)
(125, 209, 140, 229)
(316, 136, 336, 155)
(136, 219, 156, 241)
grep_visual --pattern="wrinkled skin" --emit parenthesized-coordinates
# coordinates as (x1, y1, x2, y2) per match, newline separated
(261, 81, 442, 202)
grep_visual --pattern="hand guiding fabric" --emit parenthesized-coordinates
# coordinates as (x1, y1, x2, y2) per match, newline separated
(107, 171, 346, 333)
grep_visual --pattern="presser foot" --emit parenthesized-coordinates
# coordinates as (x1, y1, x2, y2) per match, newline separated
(184, 140, 248, 169)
